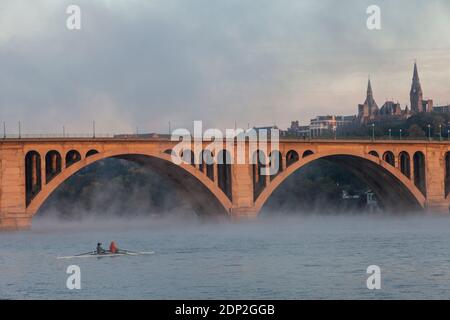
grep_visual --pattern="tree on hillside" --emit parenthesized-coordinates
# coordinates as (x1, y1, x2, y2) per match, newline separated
(407, 124, 426, 138)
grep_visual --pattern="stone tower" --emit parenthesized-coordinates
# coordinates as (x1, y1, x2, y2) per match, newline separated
(410, 62, 423, 113)
(358, 78, 379, 123)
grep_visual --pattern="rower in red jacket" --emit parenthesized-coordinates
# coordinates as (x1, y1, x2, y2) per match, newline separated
(109, 241, 119, 254)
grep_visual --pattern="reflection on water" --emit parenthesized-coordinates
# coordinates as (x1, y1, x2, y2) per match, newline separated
(1, 214, 450, 299)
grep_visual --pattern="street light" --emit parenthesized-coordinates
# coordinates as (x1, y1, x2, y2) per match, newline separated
(439, 124, 442, 141)
(371, 123, 375, 141)
(388, 128, 392, 140)
(427, 124, 431, 141)
(399, 128, 402, 140)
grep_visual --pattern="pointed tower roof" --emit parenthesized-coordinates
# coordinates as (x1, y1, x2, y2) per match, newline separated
(364, 78, 378, 110)
(413, 62, 419, 80)
(410, 61, 422, 94)
(367, 78, 373, 98)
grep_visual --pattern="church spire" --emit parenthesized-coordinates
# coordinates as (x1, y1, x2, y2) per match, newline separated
(365, 78, 376, 108)
(358, 77, 378, 123)
(410, 61, 423, 113)
(367, 78, 373, 98)
(413, 61, 419, 81)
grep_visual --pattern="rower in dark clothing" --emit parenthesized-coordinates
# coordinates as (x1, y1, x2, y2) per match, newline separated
(96, 242, 106, 254)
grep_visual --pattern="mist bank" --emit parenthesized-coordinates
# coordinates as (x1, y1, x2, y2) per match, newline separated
(38, 157, 383, 221)
(30, 212, 449, 235)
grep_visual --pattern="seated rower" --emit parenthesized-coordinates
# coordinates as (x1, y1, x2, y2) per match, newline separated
(96, 242, 106, 254)
(109, 241, 120, 254)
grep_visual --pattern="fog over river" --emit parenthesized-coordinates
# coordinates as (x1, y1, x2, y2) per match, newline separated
(1, 214, 450, 299)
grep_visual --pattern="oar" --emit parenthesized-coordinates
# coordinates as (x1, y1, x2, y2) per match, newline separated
(120, 249, 138, 254)
(75, 251, 95, 256)
(121, 249, 154, 255)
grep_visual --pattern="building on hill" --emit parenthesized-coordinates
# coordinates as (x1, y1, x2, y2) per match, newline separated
(286, 121, 310, 138)
(410, 61, 433, 113)
(309, 115, 356, 137)
(379, 101, 402, 116)
(357, 79, 379, 124)
(357, 78, 411, 124)
(285, 116, 355, 138)
(377, 101, 410, 122)
(286, 61, 449, 137)
(433, 105, 450, 113)
(357, 62, 440, 124)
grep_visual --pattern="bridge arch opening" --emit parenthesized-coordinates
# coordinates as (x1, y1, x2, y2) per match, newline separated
(86, 149, 99, 157)
(181, 150, 195, 167)
(217, 150, 232, 201)
(286, 150, 299, 167)
(45, 150, 62, 183)
(445, 152, 450, 198)
(25, 151, 42, 206)
(66, 150, 81, 167)
(260, 153, 423, 215)
(399, 152, 411, 178)
(199, 150, 214, 181)
(164, 149, 173, 156)
(252, 150, 267, 200)
(369, 151, 379, 158)
(302, 150, 314, 158)
(413, 151, 426, 196)
(269, 150, 282, 180)
(383, 151, 395, 166)
(34, 153, 230, 220)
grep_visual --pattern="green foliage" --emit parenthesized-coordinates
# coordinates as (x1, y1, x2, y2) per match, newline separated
(336, 111, 449, 139)
(39, 159, 192, 218)
(263, 159, 370, 214)
(407, 124, 425, 138)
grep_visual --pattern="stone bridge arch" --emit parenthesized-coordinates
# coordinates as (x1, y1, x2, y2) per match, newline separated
(254, 150, 426, 213)
(26, 150, 233, 218)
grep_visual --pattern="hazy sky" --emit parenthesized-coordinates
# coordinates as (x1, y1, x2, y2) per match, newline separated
(1, 0, 450, 134)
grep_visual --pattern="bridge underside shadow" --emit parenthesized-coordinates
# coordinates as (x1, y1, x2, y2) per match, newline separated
(117, 155, 229, 218)
(325, 155, 423, 212)
(36, 154, 230, 220)
(260, 154, 423, 214)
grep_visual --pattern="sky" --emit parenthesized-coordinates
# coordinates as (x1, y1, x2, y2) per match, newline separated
(0, 0, 450, 135)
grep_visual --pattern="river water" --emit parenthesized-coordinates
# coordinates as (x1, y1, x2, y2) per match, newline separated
(1, 214, 450, 299)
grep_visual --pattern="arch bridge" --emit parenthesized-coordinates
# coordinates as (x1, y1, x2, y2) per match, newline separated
(1, 138, 450, 230)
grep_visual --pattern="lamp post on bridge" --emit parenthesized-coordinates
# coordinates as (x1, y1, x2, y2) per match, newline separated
(439, 124, 442, 141)
(18, 121, 21, 139)
(92, 121, 96, 138)
(388, 128, 391, 140)
(3, 122, 5, 139)
(371, 123, 375, 141)
(427, 124, 431, 141)
(399, 129, 402, 140)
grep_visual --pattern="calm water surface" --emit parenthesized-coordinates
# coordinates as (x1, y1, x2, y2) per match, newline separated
(1, 214, 450, 299)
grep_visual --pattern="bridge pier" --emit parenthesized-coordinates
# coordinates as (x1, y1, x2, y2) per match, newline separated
(0, 215, 31, 231)
(230, 164, 259, 219)
(424, 145, 449, 214)
(230, 209, 259, 220)
(1, 144, 30, 230)
(425, 197, 450, 214)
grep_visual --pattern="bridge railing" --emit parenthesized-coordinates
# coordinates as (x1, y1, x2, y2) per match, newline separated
(1, 133, 115, 139)
(282, 135, 450, 142)
(1, 133, 449, 142)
